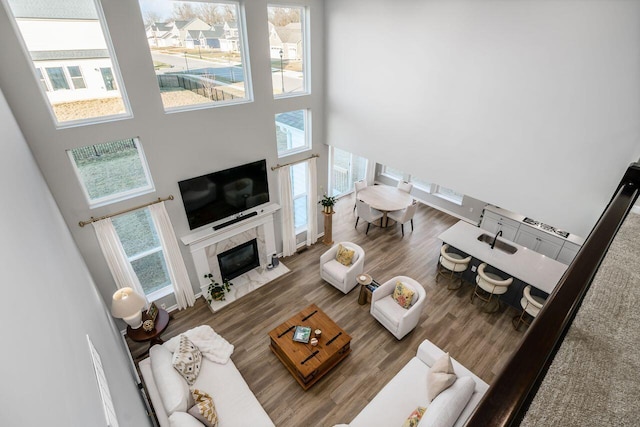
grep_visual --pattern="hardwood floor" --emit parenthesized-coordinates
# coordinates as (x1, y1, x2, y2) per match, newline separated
(127, 195, 525, 427)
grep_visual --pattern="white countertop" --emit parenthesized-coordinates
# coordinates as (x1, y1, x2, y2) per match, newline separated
(438, 221, 568, 294)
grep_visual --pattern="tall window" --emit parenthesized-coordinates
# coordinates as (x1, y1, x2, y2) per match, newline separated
(137, 1, 252, 111)
(267, 5, 308, 97)
(68, 138, 154, 208)
(330, 147, 367, 197)
(5, 0, 130, 126)
(275, 109, 310, 157)
(290, 162, 308, 232)
(112, 208, 172, 299)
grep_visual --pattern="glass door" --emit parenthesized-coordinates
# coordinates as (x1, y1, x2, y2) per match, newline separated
(329, 146, 367, 197)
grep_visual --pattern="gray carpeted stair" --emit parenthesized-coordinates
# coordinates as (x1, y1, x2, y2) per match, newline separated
(521, 212, 640, 426)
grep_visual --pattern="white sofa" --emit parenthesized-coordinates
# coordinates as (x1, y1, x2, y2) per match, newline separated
(139, 330, 274, 427)
(337, 339, 489, 427)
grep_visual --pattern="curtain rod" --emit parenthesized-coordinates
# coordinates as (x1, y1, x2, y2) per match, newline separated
(270, 153, 319, 171)
(78, 195, 174, 227)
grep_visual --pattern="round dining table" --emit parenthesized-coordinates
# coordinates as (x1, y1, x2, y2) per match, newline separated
(357, 185, 413, 226)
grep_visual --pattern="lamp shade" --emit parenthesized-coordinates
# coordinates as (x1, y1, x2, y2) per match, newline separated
(111, 287, 146, 328)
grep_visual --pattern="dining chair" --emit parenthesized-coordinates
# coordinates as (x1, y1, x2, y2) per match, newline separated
(512, 285, 547, 330)
(436, 244, 472, 290)
(471, 263, 513, 313)
(353, 180, 368, 211)
(386, 201, 418, 236)
(397, 181, 413, 193)
(355, 199, 384, 235)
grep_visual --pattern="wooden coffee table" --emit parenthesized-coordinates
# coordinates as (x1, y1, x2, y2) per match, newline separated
(268, 304, 351, 390)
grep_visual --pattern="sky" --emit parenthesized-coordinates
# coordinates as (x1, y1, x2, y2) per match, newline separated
(138, 0, 176, 21)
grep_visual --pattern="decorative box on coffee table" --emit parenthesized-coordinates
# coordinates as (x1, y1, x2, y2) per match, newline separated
(268, 304, 351, 390)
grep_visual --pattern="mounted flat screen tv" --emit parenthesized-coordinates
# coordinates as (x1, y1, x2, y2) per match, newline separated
(178, 159, 270, 230)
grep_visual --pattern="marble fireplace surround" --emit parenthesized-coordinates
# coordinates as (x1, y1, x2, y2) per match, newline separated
(180, 203, 288, 311)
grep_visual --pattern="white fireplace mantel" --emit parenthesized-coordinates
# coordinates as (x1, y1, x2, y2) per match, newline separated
(180, 203, 281, 297)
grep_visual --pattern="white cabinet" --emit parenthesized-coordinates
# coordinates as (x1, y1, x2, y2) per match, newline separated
(556, 241, 580, 265)
(514, 225, 564, 259)
(480, 210, 519, 241)
(481, 205, 583, 263)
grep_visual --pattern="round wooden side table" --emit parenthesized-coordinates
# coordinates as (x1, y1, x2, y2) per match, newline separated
(357, 273, 373, 305)
(127, 308, 170, 349)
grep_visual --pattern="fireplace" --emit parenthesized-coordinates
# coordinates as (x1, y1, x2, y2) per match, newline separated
(217, 239, 260, 282)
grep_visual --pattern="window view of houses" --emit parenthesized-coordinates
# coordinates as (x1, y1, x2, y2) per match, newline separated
(6, 0, 130, 124)
(267, 6, 306, 96)
(6, 0, 308, 124)
(141, 1, 250, 110)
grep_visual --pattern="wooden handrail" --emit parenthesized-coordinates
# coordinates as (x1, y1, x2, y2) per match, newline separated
(466, 162, 640, 426)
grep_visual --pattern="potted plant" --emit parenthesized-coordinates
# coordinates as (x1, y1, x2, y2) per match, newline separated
(319, 194, 337, 213)
(204, 273, 233, 302)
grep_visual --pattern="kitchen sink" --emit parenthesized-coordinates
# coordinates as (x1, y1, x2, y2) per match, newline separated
(477, 234, 518, 254)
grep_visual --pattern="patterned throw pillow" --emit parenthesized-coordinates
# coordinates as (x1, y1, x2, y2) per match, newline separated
(392, 281, 415, 308)
(401, 406, 427, 427)
(335, 244, 356, 266)
(188, 389, 218, 427)
(172, 335, 202, 385)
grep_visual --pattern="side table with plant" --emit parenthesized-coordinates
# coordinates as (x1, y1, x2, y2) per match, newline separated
(319, 194, 337, 213)
(204, 273, 234, 302)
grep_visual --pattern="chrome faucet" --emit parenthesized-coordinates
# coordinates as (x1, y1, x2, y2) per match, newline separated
(490, 230, 503, 249)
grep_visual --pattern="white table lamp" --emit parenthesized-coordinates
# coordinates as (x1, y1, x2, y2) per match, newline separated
(111, 287, 146, 329)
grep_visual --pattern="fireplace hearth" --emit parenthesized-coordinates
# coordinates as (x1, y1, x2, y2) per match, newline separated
(218, 239, 260, 282)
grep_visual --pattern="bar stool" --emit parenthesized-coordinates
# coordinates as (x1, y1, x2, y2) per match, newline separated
(436, 244, 472, 290)
(471, 263, 513, 313)
(512, 285, 546, 330)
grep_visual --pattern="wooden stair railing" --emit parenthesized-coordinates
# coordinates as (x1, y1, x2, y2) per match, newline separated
(466, 162, 640, 427)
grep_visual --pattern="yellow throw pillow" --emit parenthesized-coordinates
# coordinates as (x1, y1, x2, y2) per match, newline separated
(335, 244, 355, 266)
(188, 389, 218, 427)
(401, 406, 427, 427)
(392, 281, 415, 308)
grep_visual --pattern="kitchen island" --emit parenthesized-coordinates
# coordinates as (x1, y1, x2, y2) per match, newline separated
(438, 221, 568, 304)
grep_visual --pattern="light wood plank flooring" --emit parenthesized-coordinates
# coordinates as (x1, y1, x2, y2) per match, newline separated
(127, 195, 525, 427)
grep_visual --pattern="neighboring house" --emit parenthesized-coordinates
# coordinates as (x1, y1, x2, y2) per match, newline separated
(146, 19, 239, 51)
(10, 0, 120, 104)
(276, 110, 305, 150)
(220, 21, 240, 52)
(146, 21, 176, 47)
(269, 22, 303, 59)
(185, 30, 202, 49)
(198, 27, 224, 49)
(176, 18, 210, 47)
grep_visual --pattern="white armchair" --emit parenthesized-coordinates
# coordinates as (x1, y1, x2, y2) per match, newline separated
(370, 276, 426, 340)
(320, 242, 365, 294)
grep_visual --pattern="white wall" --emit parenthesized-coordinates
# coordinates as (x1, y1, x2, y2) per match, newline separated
(0, 89, 150, 426)
(325, 0, 640, 237)
(0, 0, 325, 310)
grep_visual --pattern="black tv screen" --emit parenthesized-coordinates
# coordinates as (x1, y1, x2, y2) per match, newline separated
(178, 159, 270, 230)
